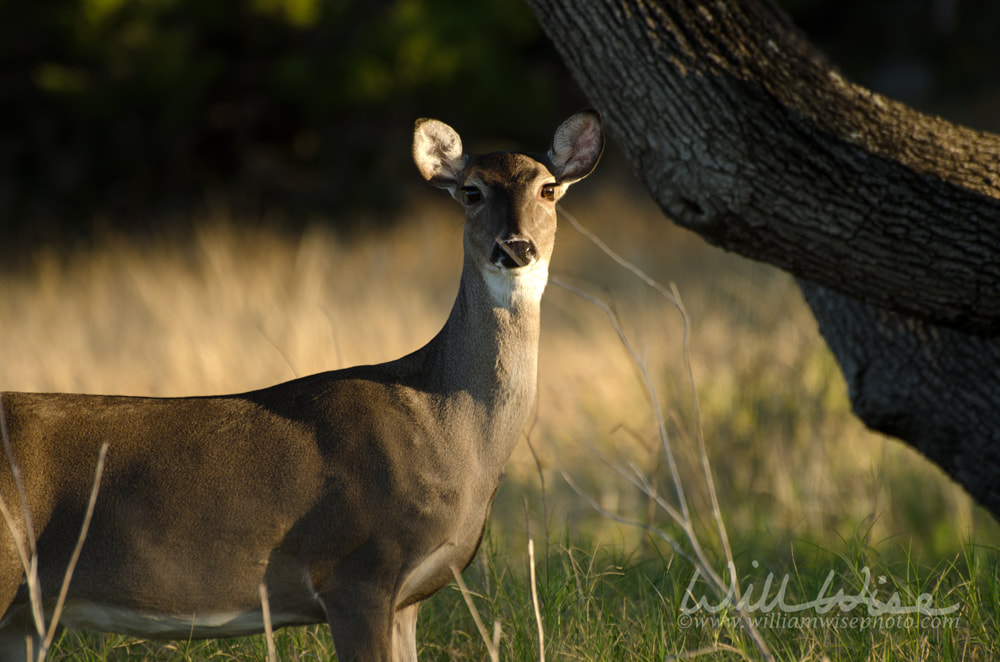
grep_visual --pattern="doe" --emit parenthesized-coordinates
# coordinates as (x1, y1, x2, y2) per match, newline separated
(0, 110, 603, 661)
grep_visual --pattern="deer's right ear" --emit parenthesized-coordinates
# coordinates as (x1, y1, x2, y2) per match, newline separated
(413, 118, 467, 192)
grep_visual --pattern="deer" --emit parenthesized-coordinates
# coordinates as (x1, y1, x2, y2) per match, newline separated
(0, 110, 603, 661)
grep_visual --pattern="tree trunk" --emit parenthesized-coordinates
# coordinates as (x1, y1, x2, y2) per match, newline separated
(526, 0, 1000, 515)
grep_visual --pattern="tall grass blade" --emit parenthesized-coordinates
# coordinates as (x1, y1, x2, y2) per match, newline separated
(260, 583, 277, 662)
(528, 538, 545, 662)
(450, 565, 499, 662)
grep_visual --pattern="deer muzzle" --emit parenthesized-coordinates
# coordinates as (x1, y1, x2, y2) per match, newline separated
(490, 236, 538, 269)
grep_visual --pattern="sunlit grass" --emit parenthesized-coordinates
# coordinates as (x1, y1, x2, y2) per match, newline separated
(3, 180, 999, 659)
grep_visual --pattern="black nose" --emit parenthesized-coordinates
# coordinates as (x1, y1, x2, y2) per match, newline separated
(491, 237, 537, 269)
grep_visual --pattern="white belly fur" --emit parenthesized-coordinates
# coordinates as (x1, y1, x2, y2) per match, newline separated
(55, 601, 318, 639)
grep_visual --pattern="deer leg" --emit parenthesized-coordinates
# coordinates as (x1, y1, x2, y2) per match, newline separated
(392, 602, 419, 662)
(320, 587, 395, 662)
(0, 605, 40, 662)
(0, 540, 35, 662)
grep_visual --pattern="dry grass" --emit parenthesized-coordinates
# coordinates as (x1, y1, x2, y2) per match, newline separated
(1, 180, 996, 565)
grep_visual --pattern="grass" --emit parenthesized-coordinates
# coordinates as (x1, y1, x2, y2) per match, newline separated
(2, 176, 999, 659)
(40, 539, 1000, 660)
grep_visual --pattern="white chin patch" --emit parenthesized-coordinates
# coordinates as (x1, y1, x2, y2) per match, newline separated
(483, 261, 549, 308)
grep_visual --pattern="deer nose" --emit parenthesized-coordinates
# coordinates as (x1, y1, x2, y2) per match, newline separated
(490, 235, 537, 269)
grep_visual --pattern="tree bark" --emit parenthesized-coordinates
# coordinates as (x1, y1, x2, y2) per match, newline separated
(527, 0, 1000, 514)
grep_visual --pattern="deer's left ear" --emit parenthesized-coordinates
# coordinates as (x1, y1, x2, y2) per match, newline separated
(413, 118, 468, 192)
(548, 109, 604, 185)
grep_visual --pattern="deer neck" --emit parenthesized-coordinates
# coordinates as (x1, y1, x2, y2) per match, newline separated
(412, 254, 545, 473)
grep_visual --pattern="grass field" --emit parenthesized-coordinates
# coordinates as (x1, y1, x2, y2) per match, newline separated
(2, 177, 999, 660)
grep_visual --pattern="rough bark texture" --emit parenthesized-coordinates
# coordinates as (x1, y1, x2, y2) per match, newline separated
(527, 0, 1000, 515)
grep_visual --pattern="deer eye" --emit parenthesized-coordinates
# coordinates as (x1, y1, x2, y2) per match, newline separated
(540, 183, 556, 201)
(461, 187, 482, 204)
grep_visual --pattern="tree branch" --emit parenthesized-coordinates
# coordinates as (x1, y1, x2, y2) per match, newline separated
(527, 0, 1000, 335)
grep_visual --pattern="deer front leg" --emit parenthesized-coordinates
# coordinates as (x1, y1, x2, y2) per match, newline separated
(392, 602, 419, 662)
(320, 586, 395, 662)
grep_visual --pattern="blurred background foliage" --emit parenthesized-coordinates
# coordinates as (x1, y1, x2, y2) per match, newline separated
(2, 0, 999, 245)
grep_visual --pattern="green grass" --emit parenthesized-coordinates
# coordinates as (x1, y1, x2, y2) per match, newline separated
(44, 533, 1000, 660)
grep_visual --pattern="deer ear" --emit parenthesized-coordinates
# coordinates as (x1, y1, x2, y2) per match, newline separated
(413, 118, 467, 191)
(548, 109, 604, 185)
